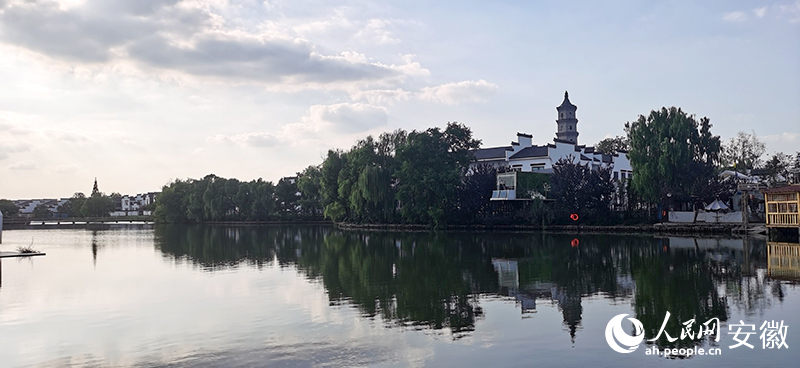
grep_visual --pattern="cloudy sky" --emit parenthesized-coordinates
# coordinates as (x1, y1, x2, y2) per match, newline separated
(1, 0, 798, 198)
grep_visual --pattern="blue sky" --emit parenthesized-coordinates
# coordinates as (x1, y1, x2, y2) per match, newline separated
(1, 0, 798, 198)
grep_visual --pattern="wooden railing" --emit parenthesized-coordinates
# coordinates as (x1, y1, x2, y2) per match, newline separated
(767, 213, 799, 227)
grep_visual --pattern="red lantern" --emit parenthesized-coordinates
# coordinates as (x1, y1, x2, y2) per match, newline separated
(571, 238, 579, 247)
(570, 213, 579, 221)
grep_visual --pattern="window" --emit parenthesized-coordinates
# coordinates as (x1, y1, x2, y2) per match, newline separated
(568, 125, 572, 130)
(614, 171, 619, 181)
(768, 203, 778, 213)
(789, 203, 798, 213)
(531, 163, 545, 171)
(561, 113, 564, 118)
(511, 164, 522, 172)
(778, 203, 788, 213)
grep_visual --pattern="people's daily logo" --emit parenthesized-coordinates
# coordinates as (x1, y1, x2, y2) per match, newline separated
(604, 312, 788, 357)
(605, 314, 645, 353)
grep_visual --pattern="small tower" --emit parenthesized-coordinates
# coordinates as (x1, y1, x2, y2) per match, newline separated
(555, 91, 579, 144)
(92, 178, 99, 197)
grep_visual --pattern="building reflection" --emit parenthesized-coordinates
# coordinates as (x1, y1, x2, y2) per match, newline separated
(153, 225, 787, 345)
(768, 241, 800, 282)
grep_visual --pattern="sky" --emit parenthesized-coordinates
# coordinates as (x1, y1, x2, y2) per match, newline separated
(0, 0, 798, 199)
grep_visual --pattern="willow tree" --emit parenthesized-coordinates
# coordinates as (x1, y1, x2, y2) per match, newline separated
(395, 122, 481, 227)
(625, 107, 720, 204)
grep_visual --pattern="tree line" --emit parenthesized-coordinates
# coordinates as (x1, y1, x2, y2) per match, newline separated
(149, 107, 797, 226)
(153, 123, 495, 226)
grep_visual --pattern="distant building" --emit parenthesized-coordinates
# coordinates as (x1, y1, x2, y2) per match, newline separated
(13, 198, 70, 218)
(471, 91, 632, 179)
(472, 92, 632, 202)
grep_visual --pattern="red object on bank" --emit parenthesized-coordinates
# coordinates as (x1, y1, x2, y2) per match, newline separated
(571, 239, 579, 247)
(570, 213, 579, 221)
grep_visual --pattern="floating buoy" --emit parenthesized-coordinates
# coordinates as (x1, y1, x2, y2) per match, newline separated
(571, 238, 579, 247)
(570, 213, 579, 221)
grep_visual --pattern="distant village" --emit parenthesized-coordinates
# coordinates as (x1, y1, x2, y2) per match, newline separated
(9, 189, 159, 218)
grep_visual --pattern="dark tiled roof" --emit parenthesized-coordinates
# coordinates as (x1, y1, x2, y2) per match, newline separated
(583, 147, 594, 154)
(516, 132, 532, 138)
(509, 146, 549, 159)
(474, 146, 511, 160)
(762, 185, 800, 194)
(557, 91, 576, 109)
(553, 138, 575, 144)
(580, 154, 590, 161)
(602, 154, 612, 163)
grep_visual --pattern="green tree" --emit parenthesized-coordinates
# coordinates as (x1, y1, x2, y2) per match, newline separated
(275, 177, 299, 217)
(154, 179, 191, 223)
(395, 122, 480, 227)
(297, 165, 323, 217)
(625, 107, 721, 204)
(32, 203, 52, 219)
(81, 194, 115, 217)
(763, 152, 794, 185)
(595, 135, 630, 154)
(720, 130, 766, 171)
(0, 199, 19, 217)
(550, 157, 615, 215)
(320, 150, 346, 221)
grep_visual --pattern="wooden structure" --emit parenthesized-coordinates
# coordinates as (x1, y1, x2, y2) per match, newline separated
(767, 242, 800, 281)
(764, 185, 800, 230)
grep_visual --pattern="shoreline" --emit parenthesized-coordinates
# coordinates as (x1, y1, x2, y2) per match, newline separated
(3, 218, 765, 237)
(334, 222, 765, 237)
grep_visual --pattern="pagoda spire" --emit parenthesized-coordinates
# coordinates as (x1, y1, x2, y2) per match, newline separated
(92, 178, 99, 196)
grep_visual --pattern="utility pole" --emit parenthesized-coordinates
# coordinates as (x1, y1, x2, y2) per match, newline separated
(742, 188, 749, 232)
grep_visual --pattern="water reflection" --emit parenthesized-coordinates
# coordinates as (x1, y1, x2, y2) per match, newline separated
(152, 226, 790, 349)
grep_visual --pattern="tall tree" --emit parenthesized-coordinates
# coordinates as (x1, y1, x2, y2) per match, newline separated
(595, 135, 630, 155)
(763, 152, 794, 185)
(395, 122, 481, 227)
(0, 199, 19, 217)
(625, 107, 721, 204)
(720, 130, 766, 171)
(550, 157, 615, 214)
(297, 165, 323, 217)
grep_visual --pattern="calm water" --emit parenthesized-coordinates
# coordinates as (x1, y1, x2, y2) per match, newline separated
(0, 225, 799, 367)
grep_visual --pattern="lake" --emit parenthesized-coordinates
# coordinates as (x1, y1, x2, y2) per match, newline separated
(0, 225, 798, 367)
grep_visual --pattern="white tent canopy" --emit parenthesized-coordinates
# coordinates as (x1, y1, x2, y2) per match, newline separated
(705, 199, 729, 212)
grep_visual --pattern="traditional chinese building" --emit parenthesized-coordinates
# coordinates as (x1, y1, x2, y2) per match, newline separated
(473, 91, 632, 201)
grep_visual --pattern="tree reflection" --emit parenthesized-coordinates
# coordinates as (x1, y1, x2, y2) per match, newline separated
(153, 225, 783, 343)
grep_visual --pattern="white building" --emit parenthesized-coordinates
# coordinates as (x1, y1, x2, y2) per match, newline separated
(472, 91, 633, 181)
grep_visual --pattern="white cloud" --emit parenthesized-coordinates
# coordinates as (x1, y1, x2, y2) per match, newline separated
(8, 160, 38, 170)
(763, 132, 800, 143)
(778, 0, 800, 22)
(418, 80, 499, 105)
(354, 19, 400, 45)
(210, 102, 389, 150)
(207, 132, 282, 148)
(0, 1, 422, 90)
(754, 6, 767, 18)
(287, 102, 389, 136)
(0, 140, 33, 160)
(350, 88, 411, 105)
(54, 164, 79, 173)
(723, 11, 748, 22)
